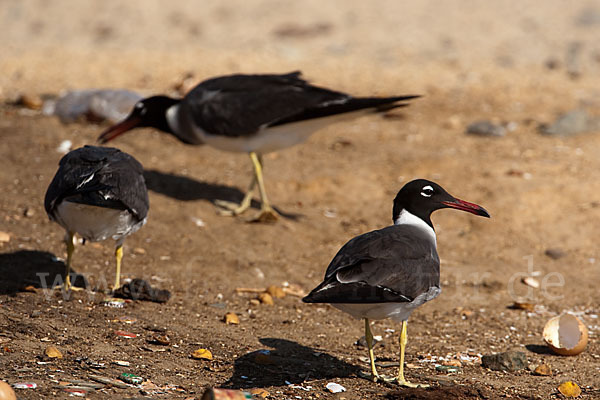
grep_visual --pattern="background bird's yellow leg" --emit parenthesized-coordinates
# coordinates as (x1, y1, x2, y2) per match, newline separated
(397, 321, 429, 388)
(114, 244, 123, 290)
(215, 175, 256, 216)
(248, 152, 278, 222)
(365, 318, 381, 382)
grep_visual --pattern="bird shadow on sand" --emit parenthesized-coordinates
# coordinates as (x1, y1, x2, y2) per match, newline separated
(143, 169, 301, 220)
(222, 337, 360, 389)
(0, 250, 86, 295)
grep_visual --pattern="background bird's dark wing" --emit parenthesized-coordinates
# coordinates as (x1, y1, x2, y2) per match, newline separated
(184, 71, 351, 136)
(303, 225, 440, 304)
(44, 146, 149, 221)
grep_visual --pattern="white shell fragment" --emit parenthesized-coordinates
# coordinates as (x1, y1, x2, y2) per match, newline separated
(543, 313, 588, 356)
(325, 382, 346, 393)
(522, 276, 540, 288)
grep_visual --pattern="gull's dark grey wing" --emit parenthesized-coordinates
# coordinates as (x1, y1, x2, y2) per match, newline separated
(303, 225, 440, 304)
(183, 71, 349, 137)
(183, 71, 420, 137)
(44, 145, 149, 221)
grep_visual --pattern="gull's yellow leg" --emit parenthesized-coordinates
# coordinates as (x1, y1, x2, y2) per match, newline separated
(113, 244, 123, 290)
(215, 174, 256, 216)
(397, 320, 429, 388)
(248, 152, 278, 222)
(365, 318, 381, 382)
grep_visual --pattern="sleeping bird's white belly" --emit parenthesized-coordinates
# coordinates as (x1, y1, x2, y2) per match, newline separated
(54, 201, 145, 242)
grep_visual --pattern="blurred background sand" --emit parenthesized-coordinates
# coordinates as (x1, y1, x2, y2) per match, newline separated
(2, 0, 599, 95)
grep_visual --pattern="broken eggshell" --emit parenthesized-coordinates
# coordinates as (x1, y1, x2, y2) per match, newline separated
(543, 313, 588, 356)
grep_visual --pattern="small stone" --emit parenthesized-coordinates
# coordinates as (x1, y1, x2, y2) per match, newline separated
(191, 348, 213, 360)
(325, 382, 346, 393)
(511, 302, 535, 311)
(223, 312, 240, 325)
(558, 381, 581, 397)
(133, 247, 146, 255)
(23, 285, 37, 293)
(545, 57, 561, 70)
(266, 285, 286, 299)
(17, 94, 43, 110)
(443, 359, 462, 367)
(258, 293, 274, 305)
(250, 388, 270, 398)
(0, 231, 10, 243)
(545, 248, 565, 260)
(539, 109, 600, 136)
(112, 360, 130, 367)
(45, 346, 63, 359)
(466, 120, 506, 137)
(533, 364, 552, 376)
(481, 351, 527, 372)
(575, 6, 600, 26)
(436, 365, 460, 373)
(23, 208, 34, 218)
(249, 299, 260, 306)
(521, 277, 540, 289)
(150, 334, 170, 346)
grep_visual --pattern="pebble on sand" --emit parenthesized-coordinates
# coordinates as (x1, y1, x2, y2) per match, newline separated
(0, 231, 9, 243)
(466, 120, 506, 137)
(539, 109, 600, 136)
(481, 351, 527, 372)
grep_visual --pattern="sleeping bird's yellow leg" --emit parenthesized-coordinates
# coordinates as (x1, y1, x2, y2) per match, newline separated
(61, 232, 82, 291)
(113, 244, 123, 290)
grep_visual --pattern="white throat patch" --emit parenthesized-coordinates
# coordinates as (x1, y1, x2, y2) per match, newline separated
(165, 104, 180, 134)
(394, 209, 436, 243)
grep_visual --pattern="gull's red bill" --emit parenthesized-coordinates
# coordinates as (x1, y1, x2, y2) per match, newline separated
(442, 198, 490, 218)
(97, 115, 142, 144)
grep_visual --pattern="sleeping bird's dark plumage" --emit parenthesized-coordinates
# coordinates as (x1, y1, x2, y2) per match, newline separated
(304, 179, 489, 386)
(98, 71, 419, 222)
(45, 145, 148, 291)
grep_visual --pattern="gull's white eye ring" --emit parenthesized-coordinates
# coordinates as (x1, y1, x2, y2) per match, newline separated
(421, 185, 434, 197)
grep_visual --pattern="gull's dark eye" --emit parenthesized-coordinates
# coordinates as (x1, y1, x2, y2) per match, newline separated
(420, 185, 434, 197)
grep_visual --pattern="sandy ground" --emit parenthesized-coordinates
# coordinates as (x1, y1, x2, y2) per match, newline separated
(1, 1, 600, 399)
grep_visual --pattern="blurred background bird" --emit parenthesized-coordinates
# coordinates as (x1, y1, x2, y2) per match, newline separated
(98, 71, 419, 222)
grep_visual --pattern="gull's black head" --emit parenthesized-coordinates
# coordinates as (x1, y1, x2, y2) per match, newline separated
(392, 179, 490, 228)
(97, 96, 180, 144)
